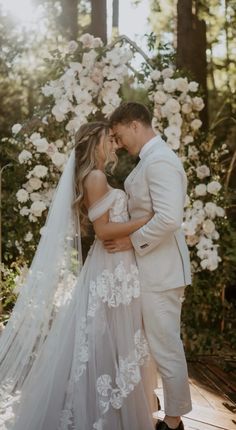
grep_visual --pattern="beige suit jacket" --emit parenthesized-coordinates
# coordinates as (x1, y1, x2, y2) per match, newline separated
(125, 137, 191, 292)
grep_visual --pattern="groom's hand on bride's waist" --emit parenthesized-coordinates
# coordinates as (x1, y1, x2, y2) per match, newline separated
(103, 237, 133, 253)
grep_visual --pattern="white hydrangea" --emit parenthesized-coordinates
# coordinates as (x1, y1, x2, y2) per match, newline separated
(18, 150, 32, 164)
(16, 189, 29, 203)
(12, 123, 22, 134)
(195, 184, 207, 196)
(30, 201, 47, 217)
(32, 165, 48, 178)
(196, 165, 210, 179)
(207, 181, 222, 195)
(154, 90, 168, 104)
(175, 77, 189, 93)
(188, 81, 199, 92)
(204, 202, 217, 219)
(163, 78, 176, 93)
(203, 219, 215, 235)
(164, 98, 180, 114)
(51, 152, 67, 168)
(150, 70, 161, 81)
(28, 177, 42, 190)
(162, 67, 174, 79)
(191, 119, 202, 130)
(192, 97, 204, 112)
(24, 232, 33, 242)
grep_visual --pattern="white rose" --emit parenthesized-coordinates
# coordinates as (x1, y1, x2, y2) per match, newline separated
(163, 78, 176, 93)
(196, 165, 210, 179)
(203, 219, 215, 235)
(35, 138, 49, 153)
(67, 40, 78, 53)
(195, 208, 205, 223)
(55, 139, 64, 149)
(32, 165, 48, 178)
(30, 201, 47, 217)
(29, 214, 37, 222)
(12, 123, 22, 134)
(154, 90, 168, 104)
(191, 119, 202, 130)
(188, 145, 199, 160)
(150, 70, 161, 81)
(18, 150, 32, 164)
(93, 37, 103, 48)
(175, 77, 189, 92)
(20, 206, 30, 216)
(164, 125, 181, 139)
(186, 235, 199, 247)
(182, 220, 197, 236)
(162, 67, 174, 79)
(16, 189, 29, 203)
(182, 103, 192, 114)
(167, 136, 180, 150)
(28, 177, 42, 190)
(30, 192, 41, 202)
(193, 200, 204, 210)
(207, 181, 222, 195)
(215, 206, 225, 217)
(30, 132, 41, 142)
(24, 232, 33, 242)
(164, 98, 180, 114)
(195, 184, 207, 196)
(79, 33, 94, 49)
(204, 202, 217, 219)
(188, 81, 199, 92)
(169, 113, 182, 127)
(51, 152, 67, 168)
(192, 97, 205, 111)
(183, 135, 194, 145)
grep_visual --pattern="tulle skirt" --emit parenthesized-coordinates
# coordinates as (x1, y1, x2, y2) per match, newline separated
(2, 240, 156, 430)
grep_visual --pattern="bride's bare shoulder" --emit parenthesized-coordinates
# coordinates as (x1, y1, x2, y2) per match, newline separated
(84, 170, 109, 206)
(84, 169, 107, 189)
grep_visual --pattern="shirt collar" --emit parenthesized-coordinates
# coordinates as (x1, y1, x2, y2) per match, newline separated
(139, 135, 162, 159)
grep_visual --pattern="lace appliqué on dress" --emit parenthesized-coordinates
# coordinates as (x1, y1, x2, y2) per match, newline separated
(87, 261, 140, 317)
(96, 329, 150, 415)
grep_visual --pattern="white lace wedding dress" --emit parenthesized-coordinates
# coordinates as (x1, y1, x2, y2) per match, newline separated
(1, 188, 156, 430)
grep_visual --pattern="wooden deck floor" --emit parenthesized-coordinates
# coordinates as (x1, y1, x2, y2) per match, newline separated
(154, 360, 236, 430)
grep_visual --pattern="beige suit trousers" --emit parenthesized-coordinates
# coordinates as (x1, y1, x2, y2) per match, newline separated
(141, 287, 192, 416)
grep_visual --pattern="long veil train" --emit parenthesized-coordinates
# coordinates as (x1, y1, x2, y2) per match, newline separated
(0, 149, 81, 424)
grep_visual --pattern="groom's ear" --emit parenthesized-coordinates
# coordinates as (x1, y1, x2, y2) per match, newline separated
(131, 120, 139, 132)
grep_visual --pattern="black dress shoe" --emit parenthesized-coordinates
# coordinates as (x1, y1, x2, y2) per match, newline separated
(155, 420, 184, 430)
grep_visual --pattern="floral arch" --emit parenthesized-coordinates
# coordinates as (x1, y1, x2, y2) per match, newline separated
(12, 33, 227, 275)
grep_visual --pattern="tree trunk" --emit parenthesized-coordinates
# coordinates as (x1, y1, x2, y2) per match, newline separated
(90, 0, 107, 44)
(112, 0, 119, 37)
(176, 0, 208, 129)
(59, 0, 79, 40)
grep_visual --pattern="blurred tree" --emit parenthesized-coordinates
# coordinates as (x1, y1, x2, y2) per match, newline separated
(177, 0, 208, 129)
(90, 0, 107, 43)
(112, 0, 119, 37)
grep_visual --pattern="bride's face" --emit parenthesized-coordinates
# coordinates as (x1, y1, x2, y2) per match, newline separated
(96, 130, 118, 167)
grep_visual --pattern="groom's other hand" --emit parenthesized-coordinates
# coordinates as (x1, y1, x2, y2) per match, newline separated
(103, 237, 133, 253)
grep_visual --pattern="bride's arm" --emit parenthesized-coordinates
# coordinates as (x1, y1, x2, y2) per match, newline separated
(85, 170, 151, 241)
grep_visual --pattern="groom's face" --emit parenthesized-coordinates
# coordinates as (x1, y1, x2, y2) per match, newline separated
(112, 122, 140, 156)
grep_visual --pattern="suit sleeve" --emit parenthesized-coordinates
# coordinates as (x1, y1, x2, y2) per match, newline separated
(130, 160, 185, 256)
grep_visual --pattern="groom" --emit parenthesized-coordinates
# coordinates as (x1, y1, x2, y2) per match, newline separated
(105, 102, 192, 430)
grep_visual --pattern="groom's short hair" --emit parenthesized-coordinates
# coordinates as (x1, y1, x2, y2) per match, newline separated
(109, 102, 152, 127)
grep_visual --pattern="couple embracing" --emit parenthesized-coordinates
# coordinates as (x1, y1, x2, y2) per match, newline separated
(0, 102, 192, 430)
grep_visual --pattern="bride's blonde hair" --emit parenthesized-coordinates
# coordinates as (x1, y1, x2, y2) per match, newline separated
(73, 121, 117, 236)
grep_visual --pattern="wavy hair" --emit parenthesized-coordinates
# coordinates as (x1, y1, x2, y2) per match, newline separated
(73, 121, 117, 236)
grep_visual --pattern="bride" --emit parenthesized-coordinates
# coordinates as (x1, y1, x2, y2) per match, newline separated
(0, 121, 156, 430)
